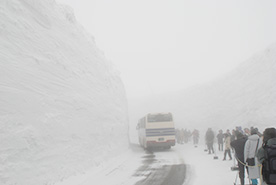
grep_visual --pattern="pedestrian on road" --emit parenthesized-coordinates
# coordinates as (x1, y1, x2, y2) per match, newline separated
(205, 128, 215, 154)
(231, 131, 248, 185)
(244, 128, 262, 185)
(223, 132, 232, 160)
(217, 129, 224, 151)
(257, 127, 276, 185)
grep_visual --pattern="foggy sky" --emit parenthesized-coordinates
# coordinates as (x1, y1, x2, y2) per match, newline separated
(57, 0, 276, 98)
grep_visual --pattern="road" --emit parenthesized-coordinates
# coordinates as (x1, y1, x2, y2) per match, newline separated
(55, 143, 237, 185)
(131, 144, 187, 185)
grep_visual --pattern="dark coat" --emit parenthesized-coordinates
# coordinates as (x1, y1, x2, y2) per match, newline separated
(230, 137, 247, 162)
(257, 138, 276, 163)
(217, 133, 224, 143)
(205, 130, 215, 144)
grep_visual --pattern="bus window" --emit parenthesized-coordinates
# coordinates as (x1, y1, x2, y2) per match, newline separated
(147, 113, 172, 122)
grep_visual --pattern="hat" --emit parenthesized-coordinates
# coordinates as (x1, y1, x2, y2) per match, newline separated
(251, 128, 258, 135)
(235, 131, 243, 139)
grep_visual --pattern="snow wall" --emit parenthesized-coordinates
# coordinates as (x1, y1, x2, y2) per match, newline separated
(0, 0, 129, 185)
(129, 43, 276, 137)
(175, 43, 276, 130)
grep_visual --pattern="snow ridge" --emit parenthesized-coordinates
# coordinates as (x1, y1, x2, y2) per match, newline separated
(128, 43, 276, 135)
(180, 43, 276, 129)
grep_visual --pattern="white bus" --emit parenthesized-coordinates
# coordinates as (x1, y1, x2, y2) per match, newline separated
(136, 112, 176, 149)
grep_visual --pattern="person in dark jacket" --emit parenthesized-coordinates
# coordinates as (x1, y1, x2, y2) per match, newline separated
(192, 129, 199, 146)
(217, 129, 224, 151)
(205, 128, 215, 154)
(231, 131, 248, 185)
(257, 127, 276, 185)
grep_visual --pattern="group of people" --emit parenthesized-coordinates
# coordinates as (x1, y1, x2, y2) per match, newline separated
(176, 128, 200, 145)
(175, 128, 190, 144)
(205, 127, 276, 185)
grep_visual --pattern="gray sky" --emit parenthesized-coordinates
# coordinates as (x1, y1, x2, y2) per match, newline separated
(57, 0, 276, 99)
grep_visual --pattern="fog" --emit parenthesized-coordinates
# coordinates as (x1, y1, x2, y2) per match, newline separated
(56, 0, 276, 137)
(1, 0, 276, 184)
(57, 0, 276, 96)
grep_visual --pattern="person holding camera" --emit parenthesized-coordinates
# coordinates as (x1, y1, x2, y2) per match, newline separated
(231, 131, 248, 185)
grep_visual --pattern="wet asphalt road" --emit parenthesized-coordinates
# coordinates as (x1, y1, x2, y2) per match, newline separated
(132, 147, 186, 185)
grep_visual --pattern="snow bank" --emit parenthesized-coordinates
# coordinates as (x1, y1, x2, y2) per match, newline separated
(0, 0, 129, 185)
(176, 43, 276, 130)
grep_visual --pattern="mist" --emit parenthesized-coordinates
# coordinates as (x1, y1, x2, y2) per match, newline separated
(1, 0, 276, 185)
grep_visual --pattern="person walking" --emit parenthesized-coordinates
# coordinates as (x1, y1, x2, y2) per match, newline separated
(180, 129, 184, 144)
(192, 129, 199, 146)
(223, 132, 232, 160)
(217, 129, 224, 151)
(244, 128, 263, 185)
(205, 128, 215, 154)
(231, 131, 248, 185)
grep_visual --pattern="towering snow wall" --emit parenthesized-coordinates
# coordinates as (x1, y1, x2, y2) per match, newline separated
(0, 0, 129, 185)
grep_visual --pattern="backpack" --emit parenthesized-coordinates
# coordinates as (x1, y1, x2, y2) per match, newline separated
(262, 143, 276, 184)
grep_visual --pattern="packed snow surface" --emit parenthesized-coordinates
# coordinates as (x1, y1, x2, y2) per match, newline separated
(54, 143, 250, 185)
(0, 0, 129, 185)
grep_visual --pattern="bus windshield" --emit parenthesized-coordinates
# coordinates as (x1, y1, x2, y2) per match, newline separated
(147, 114, 172, 122)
